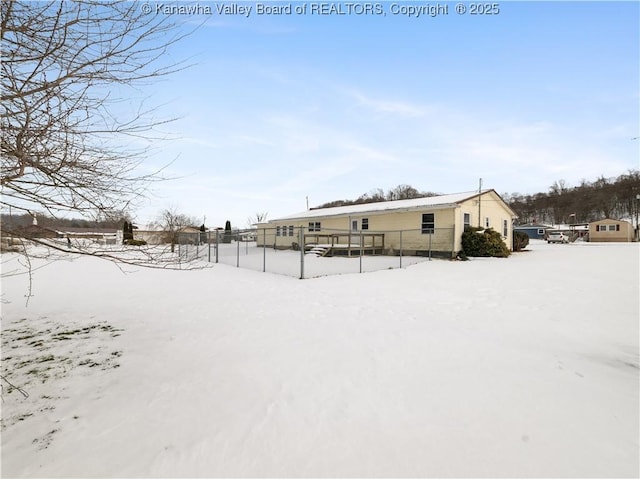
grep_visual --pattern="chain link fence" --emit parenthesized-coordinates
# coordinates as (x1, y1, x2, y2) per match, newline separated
(176, 226, 457, 279)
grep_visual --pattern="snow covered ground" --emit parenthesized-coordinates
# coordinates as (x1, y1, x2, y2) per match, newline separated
(1, 240, 638, 478)
(213, 241, 431, 278)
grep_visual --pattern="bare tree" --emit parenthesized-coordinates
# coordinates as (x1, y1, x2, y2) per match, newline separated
(356, 188, 385, 204)
(386, 184, 436, 201)
(315, 185, 439, 209)
(1, 0, 190, 219)
(0, 1, 201, 300)
(247, 211, 268, 227)
(155, 207, 197, 252)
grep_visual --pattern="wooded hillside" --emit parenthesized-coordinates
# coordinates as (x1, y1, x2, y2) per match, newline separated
(505, 170, 639, 225)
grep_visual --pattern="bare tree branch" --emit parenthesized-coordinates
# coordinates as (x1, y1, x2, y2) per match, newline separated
(1, 0, 193, 216)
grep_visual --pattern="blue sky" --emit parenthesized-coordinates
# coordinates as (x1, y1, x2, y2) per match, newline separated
(132, 1, 639, 228)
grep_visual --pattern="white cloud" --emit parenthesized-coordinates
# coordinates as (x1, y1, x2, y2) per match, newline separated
(346, 89, 429, 117)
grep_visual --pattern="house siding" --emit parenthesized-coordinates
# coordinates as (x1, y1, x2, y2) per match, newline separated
(455, 191, 514, 251)
(514, 225, 548, 240)
(134, 230, 166, 245)
(589, 219, 634, 242)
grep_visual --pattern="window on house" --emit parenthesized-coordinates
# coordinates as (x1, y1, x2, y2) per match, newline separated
(537, 229, 545, 235)
(309, 222, 321, 232)
(276, 226, 281, 236)
(485, 217, 490, 228)
(421, 213, 435, 234)
(463, 213, 471, 229)
(503, 220, 508, 237)
(608, 224, 618, 232)
(289, 226, 294, 236)
(362, 218, 369, 230)
(352, 219, 358, 231)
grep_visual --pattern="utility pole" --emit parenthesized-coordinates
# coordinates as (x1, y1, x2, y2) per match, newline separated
(478, 178, 482, 227)
(636, 193, 640, 240)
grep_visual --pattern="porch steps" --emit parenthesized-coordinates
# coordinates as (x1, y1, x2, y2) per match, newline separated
(307, 245, 331, 257)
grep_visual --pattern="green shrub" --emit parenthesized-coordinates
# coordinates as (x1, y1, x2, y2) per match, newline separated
(461, 227, 510, 258)
(455, 250, 469, 261)
(512, 230, 530, 252)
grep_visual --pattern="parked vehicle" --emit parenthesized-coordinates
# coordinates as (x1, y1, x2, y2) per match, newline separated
(547, 232, 570, 244)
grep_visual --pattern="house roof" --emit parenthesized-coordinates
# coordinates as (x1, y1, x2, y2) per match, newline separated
(590, 218, 632, 225)
(55, 226, 118, 234)
(272, 189, 513, 221)
(514, 224, 550, 229)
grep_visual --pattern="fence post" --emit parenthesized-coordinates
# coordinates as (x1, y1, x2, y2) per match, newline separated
(299, 227, 304, 279)
(215, 230, 219, 263)
(399, 230, 403, 269)
(359, 232, 363, 273)
(263, 228, 266, 273)
(236, 233, 240, 268)
(208, 230, 211, 262)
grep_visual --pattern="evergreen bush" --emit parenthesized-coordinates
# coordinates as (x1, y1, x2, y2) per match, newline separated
(222, 220, 232, 244)
(461, 227, 510, 258)
(122, 221, 134, 243)
(513, 230, 530, 252)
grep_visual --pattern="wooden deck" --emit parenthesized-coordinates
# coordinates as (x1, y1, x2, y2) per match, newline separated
(304, 233, 385, 256)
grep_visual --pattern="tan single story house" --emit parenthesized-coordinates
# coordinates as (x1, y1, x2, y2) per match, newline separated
(134, 226, 207, 245)
(133, 229, 165, 245)
(59, 226, 119, 244)
(588, 219, 635, 242)
(257, 189, 517, 258)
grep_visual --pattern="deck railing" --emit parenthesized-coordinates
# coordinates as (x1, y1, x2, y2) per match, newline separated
(303, 232, 385, 255)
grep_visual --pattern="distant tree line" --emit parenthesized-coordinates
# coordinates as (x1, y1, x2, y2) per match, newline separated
(504, 170, 640, 226)
(314, 184, 439, 209)
(1, 211, 129, 231)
